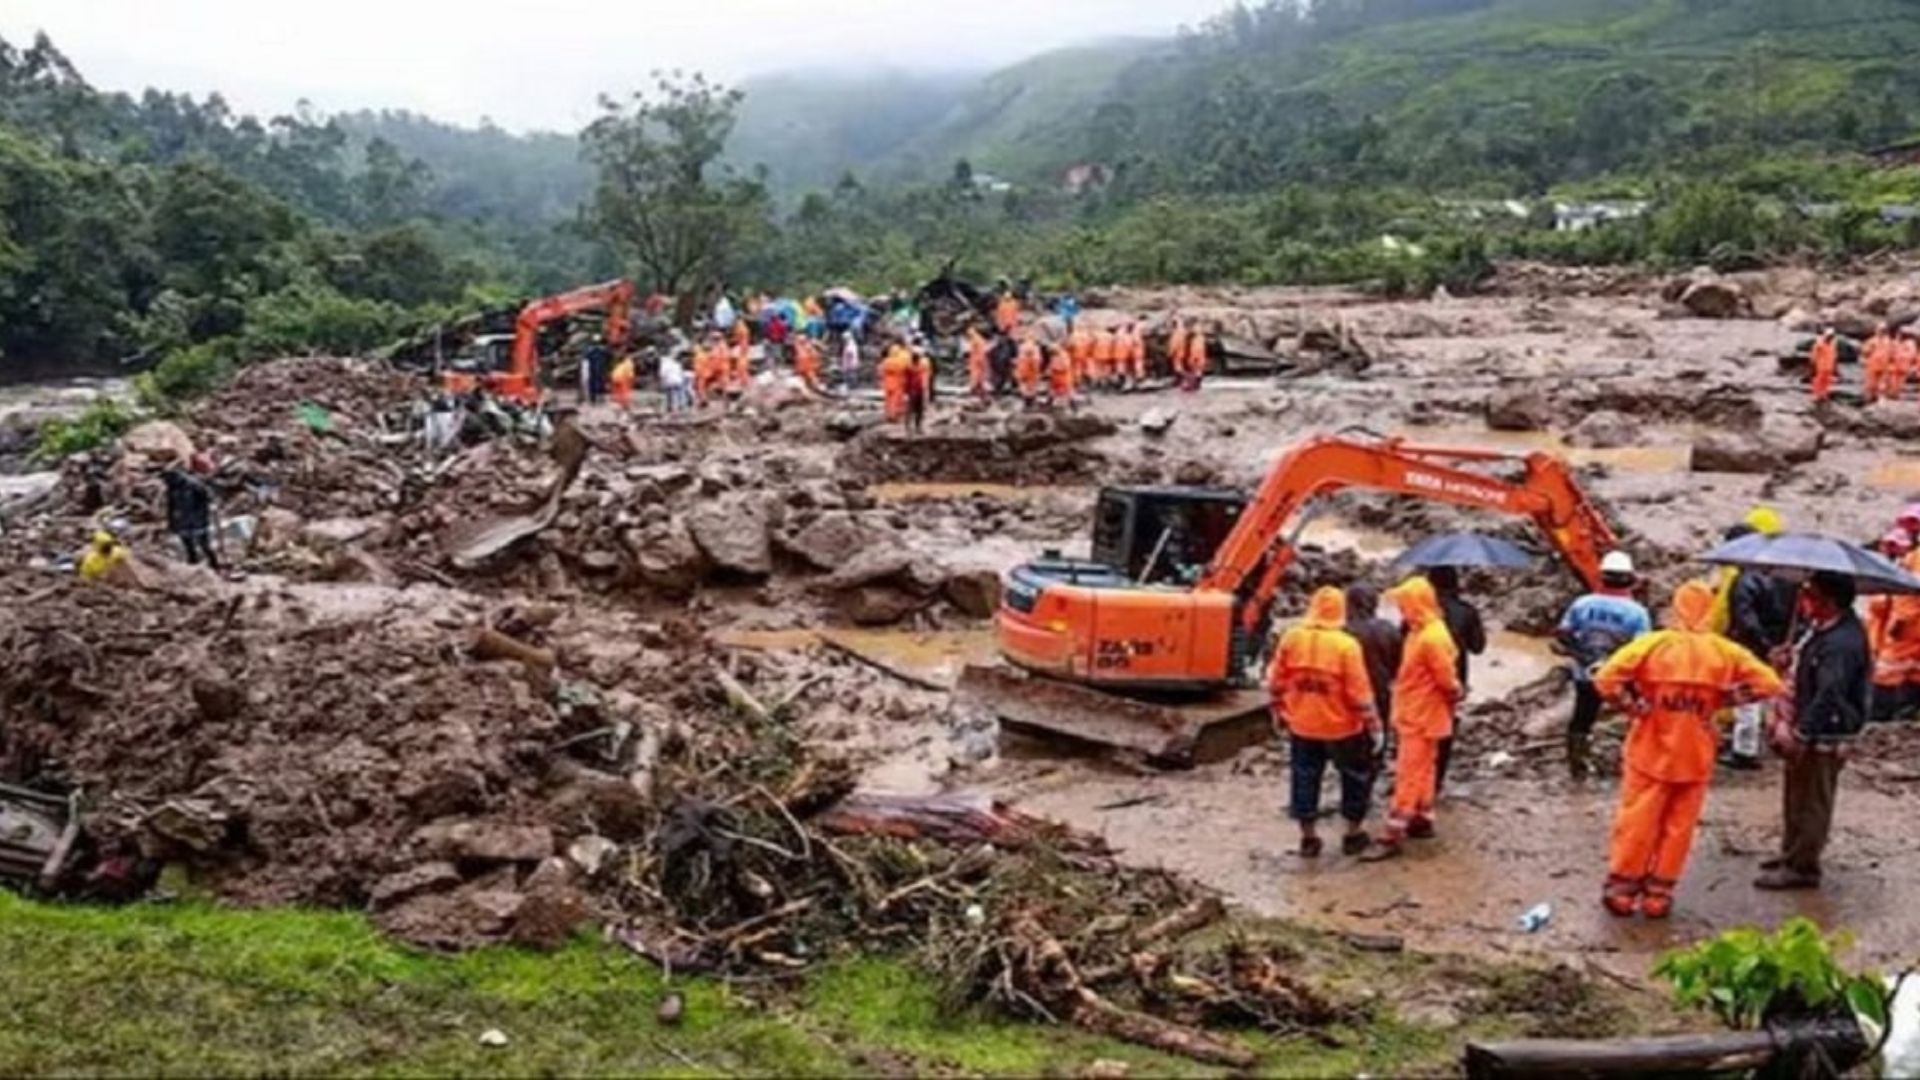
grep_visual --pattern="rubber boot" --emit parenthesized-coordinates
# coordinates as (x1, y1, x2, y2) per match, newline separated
(1567, 730, 1592, 782)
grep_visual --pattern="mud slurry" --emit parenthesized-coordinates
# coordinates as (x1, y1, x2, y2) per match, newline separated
(3, 261, 1920, 1060)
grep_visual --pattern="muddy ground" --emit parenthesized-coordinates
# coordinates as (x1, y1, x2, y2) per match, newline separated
(4, 261, 1919, 994)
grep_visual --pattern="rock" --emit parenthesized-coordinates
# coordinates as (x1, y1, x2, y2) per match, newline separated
(303, 516, 382, 550)
(819, 543, 940, 594)
(837, 585, 933, 626)
(1779, 306, 1820, 333)
(942, 569, 1002, 618)
(825, 411, 876, 440)
(414, 820, 555, 864)
(1658, 276, 1693, 304)
(686, 496, 772, 579)
(369, 861, 463, 910)
(478, 1029, 510, 1048)
(778, 511, 884, 572)
(578, 549, 621, 574)
(510, 856, 590, 950)
(1689, 416, 1823, 474)
(656, 992, 686, 1027)
(1566, 410, 1638, 449)
(121, 420, 194, 461)
(1486, 387, 1554, 431)
(1680, 278, 1748, 319)
(566, 835, 617, 876)
(1138, 409, 1176, 437)
(190, 675, 246, 723)
(624, 519, 706, 596)
(1083, 1061, 1131, 1080)
(1171, 459, 1221, 485)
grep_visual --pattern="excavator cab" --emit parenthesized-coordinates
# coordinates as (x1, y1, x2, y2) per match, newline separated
(1090, 486, 1247, 584)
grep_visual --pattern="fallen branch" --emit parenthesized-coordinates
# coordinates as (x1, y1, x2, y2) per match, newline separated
(1134, 895, 1225, 946)
(714, 667, 772, 724)
(469, 627, 556, 674)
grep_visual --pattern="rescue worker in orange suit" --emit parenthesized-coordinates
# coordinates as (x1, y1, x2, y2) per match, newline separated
(1167, 320, 1189, 384)
(1592, 580, 1783, 918)
(1067, 323, 1093, 384)
(1867, 532, 1920, 723)
(1864, 324, 1893, 403)
(1046, 342, 1076, 407)
(1810, 327, 1839, 403)
(728, 340, 751, 397)
(1895, 329, 1920, 402)
(1363, 575, 1462, 860)
(1014, 335, 1043, 407)
(792, 332, 822, 393)
(879, 340, 912, 422)
(1269, 586, 1380, 858)
(994, 291, 1020, 336)
(730, 317, 750, 351)
(692, 336, 722, 405)
(966, 326, 990, 399)
(1092, 326, 1119, 390)
(609, 355, 635, 409)
(1182, 325, 1209, 392)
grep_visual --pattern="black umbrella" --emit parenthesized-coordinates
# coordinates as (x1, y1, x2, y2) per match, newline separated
(1393, 532, 1535, 572)
(1699, 531, 1920, 594)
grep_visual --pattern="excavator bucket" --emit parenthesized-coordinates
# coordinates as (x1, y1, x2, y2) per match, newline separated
(952, 664, 1271, 769)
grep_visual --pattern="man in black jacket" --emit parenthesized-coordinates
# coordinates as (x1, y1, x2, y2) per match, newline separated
(1426, 567, 1486, 790)
(1756, 572, 1869, 891)
(162, 457, 219, 570)
(1721, 522, 1797, 769)
(1345, 584, 1403, 729)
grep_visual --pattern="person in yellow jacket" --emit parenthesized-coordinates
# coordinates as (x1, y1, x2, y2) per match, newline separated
(1268, 586, 1379, 858)
(78, 529, 129, 582)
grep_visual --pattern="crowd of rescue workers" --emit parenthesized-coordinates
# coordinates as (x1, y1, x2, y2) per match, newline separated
(72, 280, 1920, 929)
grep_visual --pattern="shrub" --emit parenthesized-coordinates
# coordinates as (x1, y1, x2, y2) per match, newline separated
(134, 340, 235, 410)
(1652, 917, 1888, 1031)
(33, 397, 134, 462)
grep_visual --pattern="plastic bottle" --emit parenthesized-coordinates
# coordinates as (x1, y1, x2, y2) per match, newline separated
(1518, 902, 1553, 933)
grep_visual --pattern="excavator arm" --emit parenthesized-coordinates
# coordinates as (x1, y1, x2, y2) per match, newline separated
(1199, 435, 1617, 633)
(505, 279, 637, 397)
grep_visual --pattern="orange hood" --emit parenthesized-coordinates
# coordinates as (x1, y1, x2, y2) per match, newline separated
(1387, 575, 1442, 628)
(1670, 580, 1715, 632)
(1304, 586, 1346, 629)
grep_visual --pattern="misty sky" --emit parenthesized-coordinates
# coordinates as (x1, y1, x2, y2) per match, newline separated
(4, 0, 1229, 133)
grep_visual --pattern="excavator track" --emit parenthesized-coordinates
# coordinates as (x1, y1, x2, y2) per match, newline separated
(953, 664, 1271, 769)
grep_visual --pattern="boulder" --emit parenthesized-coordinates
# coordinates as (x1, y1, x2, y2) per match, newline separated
(942, 568, 1002, 618)
(510, 857, 591, 950)
(1778, 307, 1820, 333)
(1566, 410, 1638, 449)
(825, 410, 878, 440)
(121, 420, 194, 461)
(778, 511, 885, 572)
(836, 585, 933, 626)
(819, 543, 942, 595)
(1486, 386, 1554, 432)
(686, 496, 772, 579)
(413, 820, 556, 864)
(1680, 279, 1749, 319)
(369, 861, 463, 910)
(303, 516, 383, 550)
(1139, 409, 1177, 437)
(1689, 416, 1823, 474)
(623, 519, 706, 596)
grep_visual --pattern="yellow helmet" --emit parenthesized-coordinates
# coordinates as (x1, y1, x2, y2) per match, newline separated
(1743, 506, 1784, 536)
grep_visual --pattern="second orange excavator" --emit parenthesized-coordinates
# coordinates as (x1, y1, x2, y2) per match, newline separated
(442, 279, 636, 404)
(957, 434, 1620, 765)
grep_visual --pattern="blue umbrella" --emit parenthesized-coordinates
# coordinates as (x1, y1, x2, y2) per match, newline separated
(1699, 531, 1920, 594)
(1393, 532, 1535, 572)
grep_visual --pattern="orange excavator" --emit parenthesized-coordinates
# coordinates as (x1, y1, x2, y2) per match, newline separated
(957, 434, 1619, 765)
(442, 279, 636, 404)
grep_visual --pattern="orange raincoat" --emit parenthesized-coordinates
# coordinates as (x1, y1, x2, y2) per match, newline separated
(729, 343, 751, 393)
(1091, 329, 1118, 384)
(1124, 328, 1147, 382)
(1894, 336, 1919, 401)
(1046, 345, 1075, 403)
(1865, 331, 1893, 402)
(1810, 334, 1838, 402)
(1067, 327, 1093, 382)
(609, 356, 635, 408)
(1015, 339, 1043, 402)
(1593, 581, 1783, 916)
(1183, 329, 1209, 390)
(1383, 576, 1461, 839)
(730, 319, 750, 350)
(966, 328, 990, 397)
(691, 345, 720, 404)
(880, 344, 912, 421)
(793, 335, 821, 391)
(1167, 324, 1189, 379)
(1868, 549, 1920, 690)
(1267, 587, 1376, 741)
(994, 294, 1020, 335)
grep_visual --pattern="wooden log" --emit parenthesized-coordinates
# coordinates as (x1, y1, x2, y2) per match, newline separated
(470, 627, 555, 673)
(1133, 895, 1225, 946)
(1464, 1031, 1777, 1079)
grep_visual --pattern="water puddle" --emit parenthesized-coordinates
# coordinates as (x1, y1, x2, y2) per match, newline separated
(713, 625, 998, 690)
(1869, 460, 1920, 492)
(1394, 428, 1691, 475)
(1472, 630, 1562, 705)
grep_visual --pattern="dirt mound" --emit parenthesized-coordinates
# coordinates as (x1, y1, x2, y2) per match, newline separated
(838, 414, 1115, 485)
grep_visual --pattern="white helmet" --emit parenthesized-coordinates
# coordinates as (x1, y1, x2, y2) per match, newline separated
(1600, 550, 1636, 576)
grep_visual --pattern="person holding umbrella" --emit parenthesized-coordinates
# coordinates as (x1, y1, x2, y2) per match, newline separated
(1700, 531, 1909, 891)
(1758, 570, 1872, 891)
